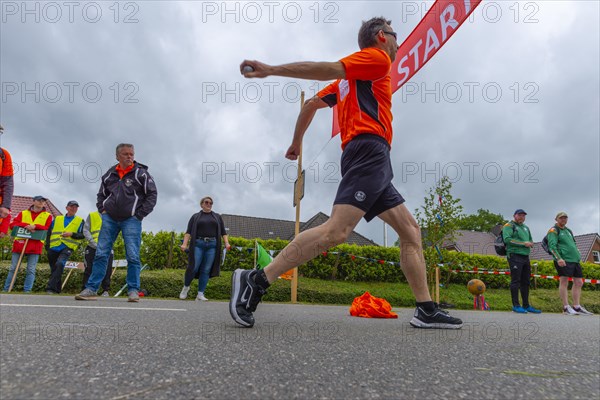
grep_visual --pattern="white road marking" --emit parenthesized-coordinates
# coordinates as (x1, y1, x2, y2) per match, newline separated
(0, 304, 186, 312)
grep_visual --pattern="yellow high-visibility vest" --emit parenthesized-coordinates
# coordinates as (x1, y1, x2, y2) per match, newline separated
(89, 211, 102, 243)
(49, 215, 83, 250)
(18, 209, 52, 244)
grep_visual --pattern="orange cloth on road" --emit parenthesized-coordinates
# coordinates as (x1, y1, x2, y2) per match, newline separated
(349, 291, 398, 318)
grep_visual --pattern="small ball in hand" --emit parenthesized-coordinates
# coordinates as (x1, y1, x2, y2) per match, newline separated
(242, 65, 255, 74)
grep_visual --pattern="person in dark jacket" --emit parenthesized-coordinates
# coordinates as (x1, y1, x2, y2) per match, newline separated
(75, 143, 157, 302)
(179, 196, 230, 301)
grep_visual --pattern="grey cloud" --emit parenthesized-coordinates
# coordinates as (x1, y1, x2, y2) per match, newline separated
(2, 1, 598, 246)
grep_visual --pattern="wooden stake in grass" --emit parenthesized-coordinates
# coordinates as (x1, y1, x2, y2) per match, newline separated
(290, 91, 306, 303)
(8, 239, 28, 292)
(254, 240, 257, 268)
(61, 262, 83, 291)
(61, 269, 74, 291)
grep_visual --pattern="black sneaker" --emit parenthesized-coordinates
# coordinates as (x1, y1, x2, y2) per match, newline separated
(229, 269, 267, 328)
(434, 303, 450, 314)
(410, 304, 463, 329)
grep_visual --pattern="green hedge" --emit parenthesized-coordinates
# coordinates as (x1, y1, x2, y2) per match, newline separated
(0, 265, 309, 304)
(2, 231, 598, 291)
(0, 264, 449, 309)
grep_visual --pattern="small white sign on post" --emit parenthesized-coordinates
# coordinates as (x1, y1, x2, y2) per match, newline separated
(111, 259, 127, 278)
(112, 259, 128, 268)
(61, 262, 84, 291)
(64, 262, 84, 270)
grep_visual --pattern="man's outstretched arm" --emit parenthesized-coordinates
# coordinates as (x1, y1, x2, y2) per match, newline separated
(241, 60, 345, 81)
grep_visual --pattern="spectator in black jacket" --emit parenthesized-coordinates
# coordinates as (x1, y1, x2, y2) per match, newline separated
(179, 196, 230, 301)
(76, 143, 157, 302)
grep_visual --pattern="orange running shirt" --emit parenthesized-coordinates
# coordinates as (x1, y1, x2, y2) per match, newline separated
(318, 47, 393, 149)
(0, 148, 13, 209)
(0, 148, 13, 178)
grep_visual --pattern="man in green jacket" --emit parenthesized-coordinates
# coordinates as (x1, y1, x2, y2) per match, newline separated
(502, 209, 541, 314)
(548, 212, 593, 315)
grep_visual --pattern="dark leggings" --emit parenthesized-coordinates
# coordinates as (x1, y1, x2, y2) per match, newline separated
(82, 246, 114, 291)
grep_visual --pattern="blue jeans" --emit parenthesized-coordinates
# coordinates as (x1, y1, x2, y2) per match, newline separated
(3, 252, 40, 292)
(184, 238, 216, 292)
(86, 214, 142, 293)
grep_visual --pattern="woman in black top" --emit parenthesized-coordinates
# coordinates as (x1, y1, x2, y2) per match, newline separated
(179, 196, 230, 300)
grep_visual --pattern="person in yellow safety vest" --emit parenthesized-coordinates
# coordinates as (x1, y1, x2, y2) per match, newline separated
(45, 200, 85, 294)
(81, 210, 114, 296)
(2, 196, 52, 292)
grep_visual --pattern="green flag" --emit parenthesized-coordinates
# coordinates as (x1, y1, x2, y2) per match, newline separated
(256, 242, 272, 270)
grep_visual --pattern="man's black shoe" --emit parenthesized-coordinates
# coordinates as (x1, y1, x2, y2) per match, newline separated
(229, 269, 267, 328)
(410, 304, 463, 329)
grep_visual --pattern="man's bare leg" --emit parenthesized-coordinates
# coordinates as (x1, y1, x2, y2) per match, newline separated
(229, 204, 364, 327)
(572, 277, 583, 306)
(263, 204, 365, 283)
(377, 203, 462, 329)
(378, 203, 431, 303)
(558, 277, 570, 307)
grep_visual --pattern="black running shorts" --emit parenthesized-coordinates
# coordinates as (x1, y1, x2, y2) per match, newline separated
(554, 261, 584, 278)
(333, 134, 405, 222)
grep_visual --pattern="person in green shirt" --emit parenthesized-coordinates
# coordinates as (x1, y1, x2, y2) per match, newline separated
(502, 209, 541, 314)
(547, 212, 593, 315)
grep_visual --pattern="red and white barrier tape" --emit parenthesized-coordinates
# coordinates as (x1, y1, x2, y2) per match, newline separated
(450, 269, 599, 284)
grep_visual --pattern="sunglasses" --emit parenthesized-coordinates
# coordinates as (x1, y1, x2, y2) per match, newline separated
(382, 30, 397, 40)
(203, 201, 213, 205)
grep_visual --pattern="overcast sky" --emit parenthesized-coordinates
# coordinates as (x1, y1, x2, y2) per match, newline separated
(1, 0, 598, 245)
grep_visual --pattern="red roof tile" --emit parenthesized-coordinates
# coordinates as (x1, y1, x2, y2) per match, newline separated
(444, 230, 600, 263)
(530, 233, 600, 262)
(442, 230, 497, 256)
(222, 212, 377, 246)
(8, 195, 62, 219)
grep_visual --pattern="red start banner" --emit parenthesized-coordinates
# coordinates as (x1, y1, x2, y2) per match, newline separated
(332, 0, 484, 136)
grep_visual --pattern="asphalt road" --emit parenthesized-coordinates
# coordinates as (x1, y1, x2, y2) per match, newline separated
(1, 294, 598, 400)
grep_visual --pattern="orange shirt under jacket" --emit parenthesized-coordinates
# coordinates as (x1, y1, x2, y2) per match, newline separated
(116, 163, 134, 179)
(318, 47, 393, 150)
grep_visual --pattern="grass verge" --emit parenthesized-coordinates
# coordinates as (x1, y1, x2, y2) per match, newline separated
(1, 265, 598, 313)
